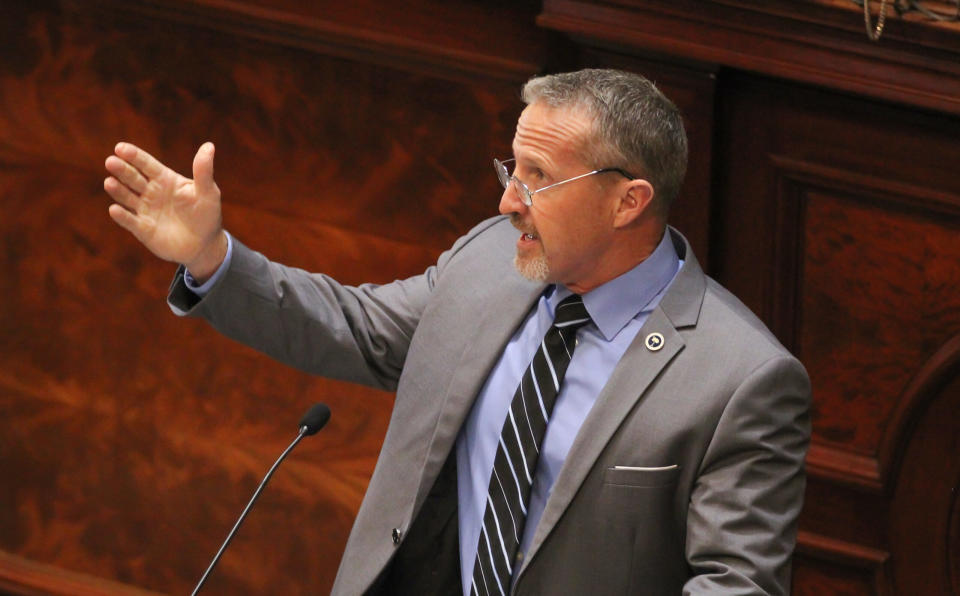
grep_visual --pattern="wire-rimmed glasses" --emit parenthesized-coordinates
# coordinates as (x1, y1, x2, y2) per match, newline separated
(494, 158, 635, 206)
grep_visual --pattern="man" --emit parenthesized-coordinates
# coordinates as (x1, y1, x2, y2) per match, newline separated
(104, 69, 810, 595)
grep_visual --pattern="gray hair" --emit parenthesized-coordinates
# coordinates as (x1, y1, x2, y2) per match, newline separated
(522, 69, 688, 213)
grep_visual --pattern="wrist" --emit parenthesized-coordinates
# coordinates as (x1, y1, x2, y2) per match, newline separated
(184, 229, 228, 284)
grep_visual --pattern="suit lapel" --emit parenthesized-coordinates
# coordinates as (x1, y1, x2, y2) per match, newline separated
(412, 274, 545, 512)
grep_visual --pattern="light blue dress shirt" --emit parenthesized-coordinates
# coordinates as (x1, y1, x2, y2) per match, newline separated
(455, 231, 681, 595)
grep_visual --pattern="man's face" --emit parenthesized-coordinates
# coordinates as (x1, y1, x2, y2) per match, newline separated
(498, 102, 620, 294)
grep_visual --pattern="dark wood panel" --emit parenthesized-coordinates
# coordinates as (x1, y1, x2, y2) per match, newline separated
(539, 0, 960, 116)
(887, 359, 960, 593)
(792, 556, 883, 596)
(0, 551, 166, 596)
(759, 155, 960, 493)
(75, 0, 551, 83)
(800, 190, 960, 455)
(715, 72, 960, 594)
(0, 1, 544, 594)
(799, 476, 889, 559)
(793, 530, 891, 596)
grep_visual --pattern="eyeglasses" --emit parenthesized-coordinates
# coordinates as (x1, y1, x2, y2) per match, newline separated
(494, 158, 635, 206)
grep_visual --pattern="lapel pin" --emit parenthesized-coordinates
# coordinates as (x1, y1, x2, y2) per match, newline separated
(645, 332, 665, 351)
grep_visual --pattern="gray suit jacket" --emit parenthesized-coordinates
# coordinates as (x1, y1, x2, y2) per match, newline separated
(168, 216, 811, 595)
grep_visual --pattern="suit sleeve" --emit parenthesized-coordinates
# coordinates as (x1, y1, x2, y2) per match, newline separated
(683, 354, 811, 596)
(166, 216, 505, 391)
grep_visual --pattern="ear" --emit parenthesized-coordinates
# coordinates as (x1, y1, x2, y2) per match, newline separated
(612, 178, 655, 228)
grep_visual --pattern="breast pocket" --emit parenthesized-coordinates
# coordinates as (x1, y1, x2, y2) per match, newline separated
(602, 464, 680, 488)
(598, 463, 680, 527)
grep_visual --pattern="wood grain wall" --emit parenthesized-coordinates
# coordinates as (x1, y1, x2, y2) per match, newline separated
(0, 1, 546, 593)
(1, 0, 957, 594)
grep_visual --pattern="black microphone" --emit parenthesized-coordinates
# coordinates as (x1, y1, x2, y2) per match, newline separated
(299, 403, 332, 436)
(191, 403, 332, 595)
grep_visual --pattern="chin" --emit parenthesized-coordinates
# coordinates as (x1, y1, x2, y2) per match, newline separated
(514, 254, 550, 283)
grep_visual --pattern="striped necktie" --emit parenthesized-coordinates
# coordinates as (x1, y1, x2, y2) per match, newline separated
(471, 294, 592, 596)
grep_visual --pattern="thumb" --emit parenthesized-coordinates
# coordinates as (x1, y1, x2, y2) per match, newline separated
(192, 142, 217, 197)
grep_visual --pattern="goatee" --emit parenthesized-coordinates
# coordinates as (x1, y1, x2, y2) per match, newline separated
(514, 254, 550, 282)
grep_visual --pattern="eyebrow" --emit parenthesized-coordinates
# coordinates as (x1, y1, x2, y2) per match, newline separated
(511, 149, 550, 175)
(510, 136, 558, 179)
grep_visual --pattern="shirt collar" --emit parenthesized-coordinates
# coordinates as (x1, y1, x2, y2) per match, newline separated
(550, 229, 680, 341)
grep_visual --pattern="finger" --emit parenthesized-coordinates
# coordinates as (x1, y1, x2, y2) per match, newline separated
(105, 155, 149, 195)
(115, 141, 167, 181)
(104, 176, 143, 211)
(192, 142, 217, 197)
(107, 203, 145, 241)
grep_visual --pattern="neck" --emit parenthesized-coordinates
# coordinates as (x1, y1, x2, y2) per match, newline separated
(565, 222, 667, 294)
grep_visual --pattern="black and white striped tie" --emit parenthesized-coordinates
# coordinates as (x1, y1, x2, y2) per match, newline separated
(471, 294, 592, 596)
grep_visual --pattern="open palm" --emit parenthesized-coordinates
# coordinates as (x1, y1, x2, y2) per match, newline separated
(104, 142, 226, 278)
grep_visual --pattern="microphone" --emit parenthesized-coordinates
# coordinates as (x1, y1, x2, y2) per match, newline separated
(191, 403, 332, 595)
(299, 403, 332, 436)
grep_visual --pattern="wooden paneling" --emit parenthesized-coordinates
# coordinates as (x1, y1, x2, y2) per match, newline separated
(801, 191, 958, 452)
(0, 551, 166, 596)
(714, 73, 960, 593)
(539, 0, 960, 116)
(793, 530, 892, 596)
(761, 157, 960, 495)
(78, 0, 551, 83)
(0, 1, 546, 594)
(887, 362, 960, 594)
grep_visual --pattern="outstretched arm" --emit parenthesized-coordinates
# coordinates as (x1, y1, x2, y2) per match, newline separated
(104, 142, 227, 282)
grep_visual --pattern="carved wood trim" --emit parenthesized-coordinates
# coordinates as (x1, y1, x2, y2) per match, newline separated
(805, 442, 883, 493)
(709, 0, 960, 51)
(880, 333, 960, 493)
(795, 530, 893, 595)
(539, 0, 960, 115)
(770, 159, 806, 353)
(71, 0, 548, 83)
(769, 156, 960, 216)
(0, 551, 164, 596)
(770, 155, 960, 493)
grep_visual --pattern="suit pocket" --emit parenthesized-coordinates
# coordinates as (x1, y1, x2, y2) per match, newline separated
(602, 464, 680, 488)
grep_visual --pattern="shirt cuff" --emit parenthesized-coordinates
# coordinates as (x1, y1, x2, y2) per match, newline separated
(184, 232, 234, 297)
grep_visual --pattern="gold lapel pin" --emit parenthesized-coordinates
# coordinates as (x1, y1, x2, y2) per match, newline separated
(645, 332, 665, 351)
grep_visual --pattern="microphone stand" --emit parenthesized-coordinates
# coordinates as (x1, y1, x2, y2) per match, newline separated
(191, 425, 310, 595)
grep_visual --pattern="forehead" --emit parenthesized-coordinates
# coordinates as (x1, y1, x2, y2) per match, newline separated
(513, 102, 593, 166)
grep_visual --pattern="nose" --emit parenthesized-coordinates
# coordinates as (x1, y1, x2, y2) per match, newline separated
(498, 180, 527, 216)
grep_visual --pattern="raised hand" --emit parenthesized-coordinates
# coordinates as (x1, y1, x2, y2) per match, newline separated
(104, 142, 228, 282)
